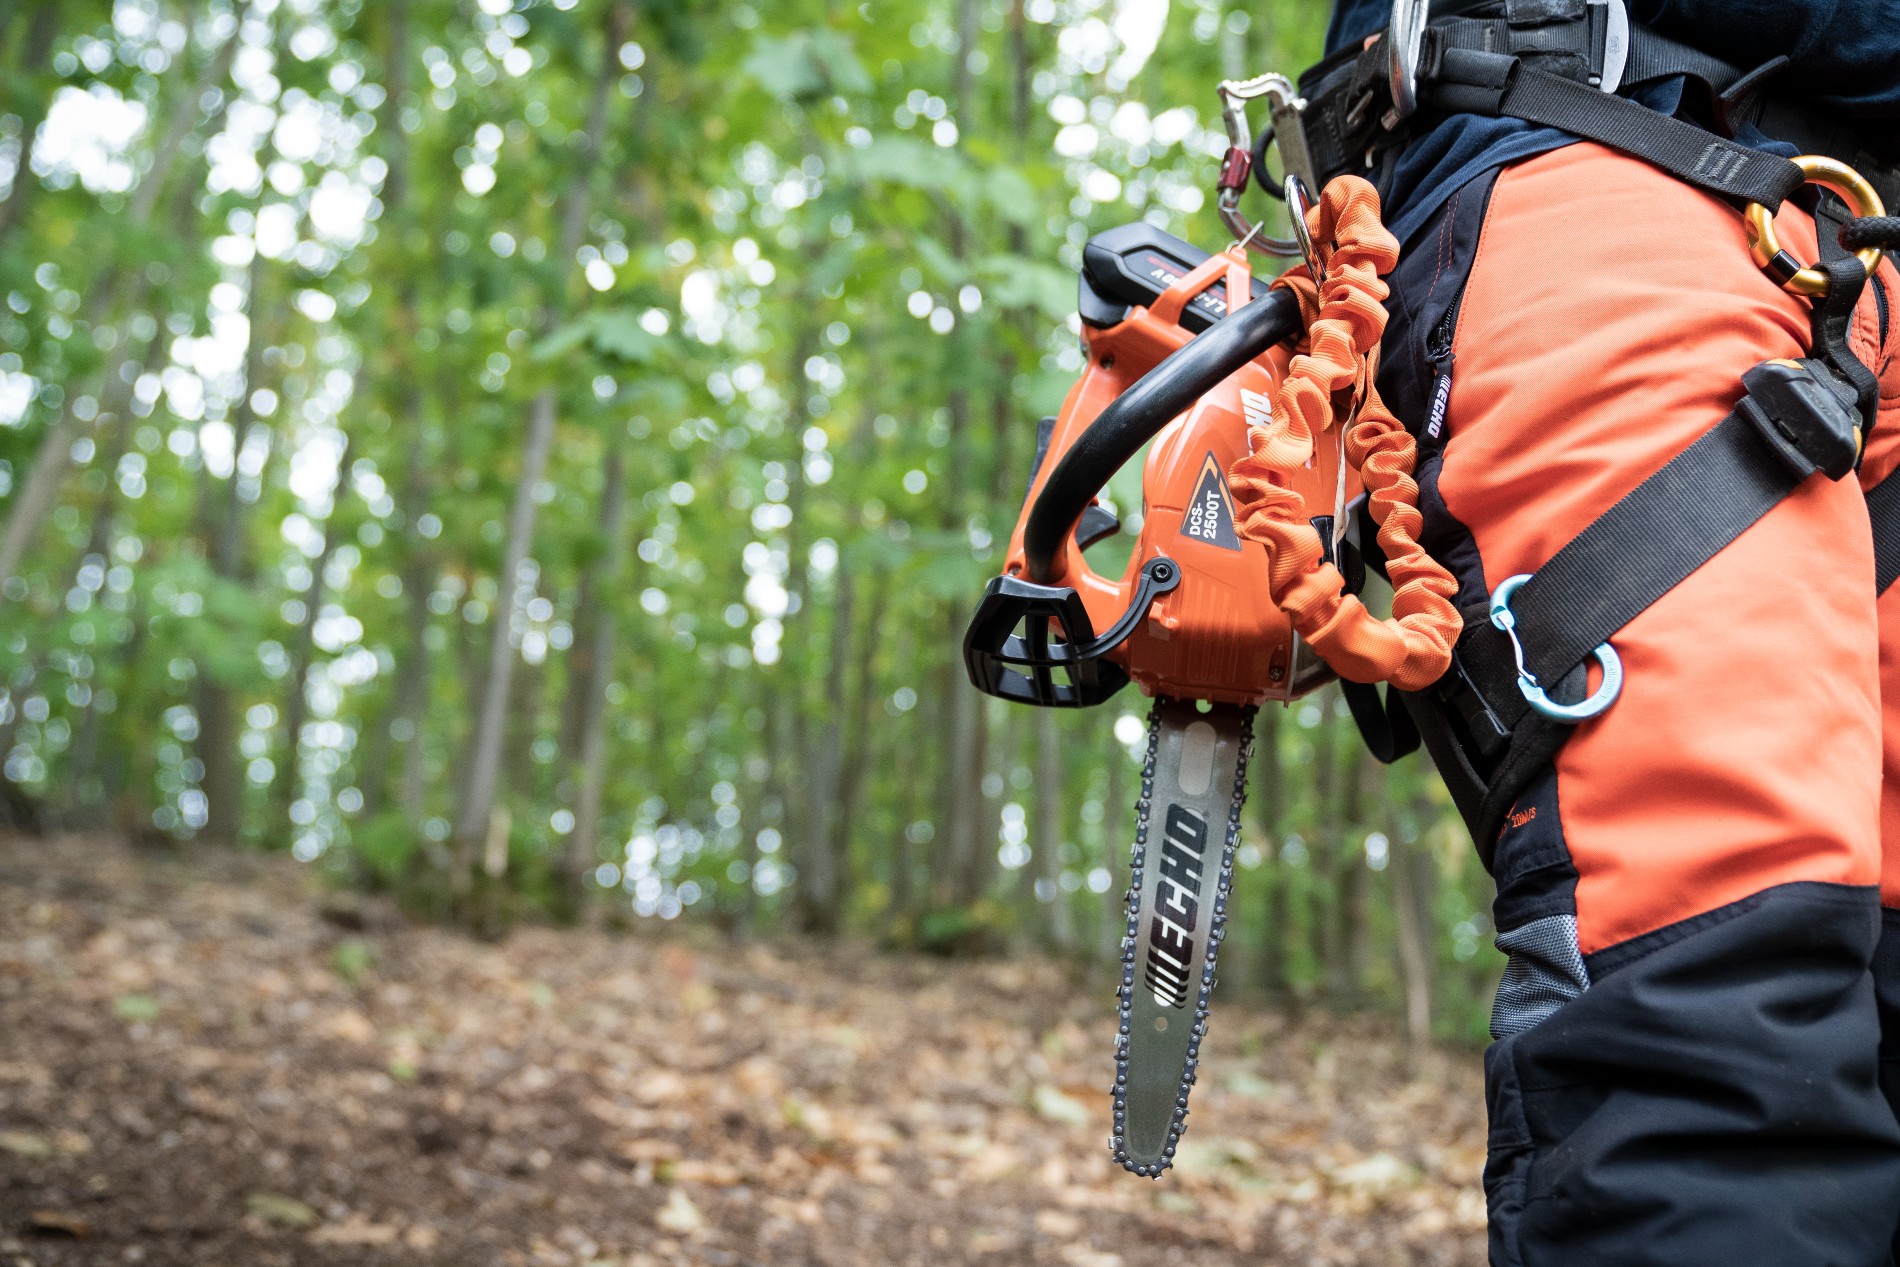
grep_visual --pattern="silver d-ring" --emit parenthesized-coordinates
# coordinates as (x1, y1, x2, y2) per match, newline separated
(1487, 574, 1624, 724)
(1385, 0, 1430, 124)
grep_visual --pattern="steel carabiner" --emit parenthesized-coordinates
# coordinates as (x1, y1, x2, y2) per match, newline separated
(1488, 574, 1623, 724)
(1214, 73, 1306, 261)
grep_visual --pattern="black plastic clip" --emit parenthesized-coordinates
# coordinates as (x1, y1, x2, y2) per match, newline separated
(1736, 358, 1862, 482)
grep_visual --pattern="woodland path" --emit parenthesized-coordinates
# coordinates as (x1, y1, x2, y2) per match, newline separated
(0, 836, 1487, 1266)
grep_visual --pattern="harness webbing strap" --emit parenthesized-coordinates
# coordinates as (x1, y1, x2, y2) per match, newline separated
(1432, 18, 1744, 96)
(1868, 472, 1900, 597)
(1432, 58, 1807, 207)
(1619, 27, 1744, 92)
(1464, 406, 1808, 724)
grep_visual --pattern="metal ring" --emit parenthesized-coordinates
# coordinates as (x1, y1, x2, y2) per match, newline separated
(1487, 574, 1624, 724)
(1744, 154, 1888, 297)
(1284, 174, 1324, 286)
(1385, 0, 1430, 124)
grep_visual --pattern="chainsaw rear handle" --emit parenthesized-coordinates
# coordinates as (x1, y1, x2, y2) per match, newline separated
(1022, 286, 1303, 583)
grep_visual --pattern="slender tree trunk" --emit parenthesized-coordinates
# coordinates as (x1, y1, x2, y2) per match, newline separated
(796, 558, 852, 934)
(556, 550, 601, 770)
(1326, 743, 1371, 1011)
(1390, 824, 1436, 1050)
(379, 0, 434, 834)
(1034, 706, 1074, 951)
(391, 470, 434, 829)
(1307, 698, 1343, 1003)
(275, 436, 352, 822)
(0, 12, 246, 588)
(954, 0, 980, 116)
(1254, 704, 1292, 1001)
(770, 311, 819, 902)
(558, 448, 628, 916)
(0, 5, 58, 243)
(196, 253, 270, 845)
(451, 0, 630, 858)
(1098, 718, 1131, 963)
(833, 565, 887, 901)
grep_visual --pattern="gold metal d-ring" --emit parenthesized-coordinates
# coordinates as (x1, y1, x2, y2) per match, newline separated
(1744, 154, 1887, 297)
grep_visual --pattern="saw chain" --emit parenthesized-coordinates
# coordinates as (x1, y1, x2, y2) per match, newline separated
(1112, 697, 1255, 1177)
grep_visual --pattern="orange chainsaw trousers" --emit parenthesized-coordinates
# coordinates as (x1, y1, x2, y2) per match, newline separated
(1408, 140, 1900, 1266)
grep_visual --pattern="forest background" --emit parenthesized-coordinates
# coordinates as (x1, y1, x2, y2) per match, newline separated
(0, 0, 1504, 1041)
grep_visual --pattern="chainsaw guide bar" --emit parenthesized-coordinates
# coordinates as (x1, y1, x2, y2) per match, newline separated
(1113, 697, 1255, 1177)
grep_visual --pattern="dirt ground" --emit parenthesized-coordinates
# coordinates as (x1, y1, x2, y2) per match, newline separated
(0, 834, 1488, 1266)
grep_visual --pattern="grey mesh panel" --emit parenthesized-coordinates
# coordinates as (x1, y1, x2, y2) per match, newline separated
(1491, 913, 1591, 1040)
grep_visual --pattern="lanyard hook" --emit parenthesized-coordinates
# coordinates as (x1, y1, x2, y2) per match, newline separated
(1214, 73, 1306, 261)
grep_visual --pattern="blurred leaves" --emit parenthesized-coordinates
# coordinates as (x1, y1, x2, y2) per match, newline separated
(0, 0, 1496, 1042)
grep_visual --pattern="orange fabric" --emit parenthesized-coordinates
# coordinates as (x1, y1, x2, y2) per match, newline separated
(1453, 143, 1883, 955)
(1226, 177, 1461, 692)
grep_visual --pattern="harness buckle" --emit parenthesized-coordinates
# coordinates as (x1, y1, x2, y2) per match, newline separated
(1737, 359, 1863, 481)
(1488, 575, 1624, 724)
(1586, 0, 1629, 93)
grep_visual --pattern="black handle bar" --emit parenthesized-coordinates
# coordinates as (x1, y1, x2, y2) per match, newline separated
(1022, 287, 1304, 583)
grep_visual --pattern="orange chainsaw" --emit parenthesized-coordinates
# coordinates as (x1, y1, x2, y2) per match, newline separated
(962, 217, 1369, 1176)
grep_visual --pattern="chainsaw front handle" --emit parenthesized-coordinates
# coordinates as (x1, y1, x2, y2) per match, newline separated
(1022, 286, 1304, 584)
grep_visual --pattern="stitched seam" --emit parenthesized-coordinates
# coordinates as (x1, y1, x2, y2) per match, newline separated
(1431, 188, 1454, 300)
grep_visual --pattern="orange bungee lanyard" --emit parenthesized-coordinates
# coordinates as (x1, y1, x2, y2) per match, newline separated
(1226, 176, 1461, 693)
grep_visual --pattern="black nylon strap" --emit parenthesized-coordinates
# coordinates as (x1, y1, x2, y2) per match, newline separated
(1486, 407, 1803, 692)
(1869, 471, 1900, 596)
(1435, 18, 1743, 93)
(1811, 255, 1879, 428)
(1486, 67, 1805, 206)
(1620, 26, 1743, 91)
(1341, 679, 1423, 764)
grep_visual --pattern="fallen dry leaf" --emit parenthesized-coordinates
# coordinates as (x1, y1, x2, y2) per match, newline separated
(0, 835, 1490, 1267)
(1032, 1083, 1091, 1128)
(310, 1216, 401, 1245)
(1331, 1153, 1421, 1198)
(28, 1210, 87, 1238)
(245, 1192, 319, 1229)
(0, 1130, 50, 1158)
(655, 1189, 704, 1235)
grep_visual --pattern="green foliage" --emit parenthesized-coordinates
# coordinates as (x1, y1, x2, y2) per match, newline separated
(112, 994, 161, 1022)
(0, 0, 1504, 1041)
(745, 29, 873, 101)
(332, 937, 377, 987)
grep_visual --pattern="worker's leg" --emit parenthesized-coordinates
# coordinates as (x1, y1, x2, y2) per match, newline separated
(1429, 143, 1900, 1265)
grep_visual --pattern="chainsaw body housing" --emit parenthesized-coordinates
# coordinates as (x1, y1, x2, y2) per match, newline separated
(967, 224, 1359, 709)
